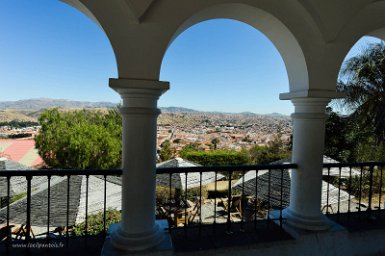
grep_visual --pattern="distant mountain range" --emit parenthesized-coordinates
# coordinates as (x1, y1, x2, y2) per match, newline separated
(0, 98, 288, 117)
(160, 107, 198, 113)
(0, 98, 117, 110)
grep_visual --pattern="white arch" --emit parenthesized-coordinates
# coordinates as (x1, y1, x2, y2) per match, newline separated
(60, 0, 102, 28)
(165, 3, 309, 94)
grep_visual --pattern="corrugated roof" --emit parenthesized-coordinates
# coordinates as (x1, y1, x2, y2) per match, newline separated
(0, 176, 82, 227)
(156, 158, 225, 190)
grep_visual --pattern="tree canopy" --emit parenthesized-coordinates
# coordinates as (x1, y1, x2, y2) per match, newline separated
(338, 42, 385, 144)
(325, 42, 385, 162)
(248, 135, 291, 164)
(35, 108, 122, 169)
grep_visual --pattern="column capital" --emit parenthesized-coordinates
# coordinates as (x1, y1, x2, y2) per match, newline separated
(109, 78, 169, 109)
(290, 97, 331, 120)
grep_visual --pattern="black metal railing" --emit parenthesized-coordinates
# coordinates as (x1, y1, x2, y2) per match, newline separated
(322, 162, 385, 229)
(0, 169, 122, 252)
(156, 163, 296, 235)
(2, 161, 385, 254)
(0, 163, 296, 251)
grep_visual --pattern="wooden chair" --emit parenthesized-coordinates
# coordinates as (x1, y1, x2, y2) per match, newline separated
(173, 198, 202, 227)
(321, 204, 334, 214)
(219, 195, 243, 221)
(51, 226, 73, 236)
(12, 224, 36, 240)
(0, 225, 14, 241)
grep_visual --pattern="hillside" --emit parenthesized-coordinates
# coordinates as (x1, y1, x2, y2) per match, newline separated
(0, 98, 117, 110)
(160, 107, 197, 113)
(0, 110, 38, 122)
(0, 98, 289, 123)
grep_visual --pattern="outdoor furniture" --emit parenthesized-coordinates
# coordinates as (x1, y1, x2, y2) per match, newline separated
(174, 199, 202, 227)
(321, 204, 334, 214)
(0, 225, 14, 241)
(51, 226, 73, 236)
(11, 224, 35, 240)
(219, 195, 243, 221)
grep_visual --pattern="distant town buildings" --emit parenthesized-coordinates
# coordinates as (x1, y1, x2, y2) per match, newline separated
(157, 112, 292, 153)
(0, 112, 292, 167)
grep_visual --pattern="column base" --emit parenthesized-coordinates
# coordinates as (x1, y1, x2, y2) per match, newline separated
(281, 208, 331, 231)
(101, 220, 173, 255)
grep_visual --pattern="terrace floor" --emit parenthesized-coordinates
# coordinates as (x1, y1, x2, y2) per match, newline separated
(2, 211, 385, 255)
(171, 220, 292, 253)
(0, 235, 105, 256)
(0, 220, 291, 256)
(327, 209, 385, 232)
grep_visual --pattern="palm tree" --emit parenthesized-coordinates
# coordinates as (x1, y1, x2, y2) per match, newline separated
(338, 42, 385, 144)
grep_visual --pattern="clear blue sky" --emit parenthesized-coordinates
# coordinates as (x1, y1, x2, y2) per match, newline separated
(0, 1, 381, 115)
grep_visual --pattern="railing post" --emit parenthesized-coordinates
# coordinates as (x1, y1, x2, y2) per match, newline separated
(6, 176, 11, 243)
(26, 176, 32, 243)
(103, 175, 107, 236)
(367, 164, 374, 214)
(47, 175, 51, 241)
(378, 165, 383, 216)
(66, 175, 70, 246)
(226, 171, 233, 235)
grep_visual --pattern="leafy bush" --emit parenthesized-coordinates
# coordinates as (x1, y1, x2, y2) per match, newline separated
(185, 186, 208, 201)
(73, 208, 121, 236)
(156, 186, 178, 205)
(335, 168, 385, 199)
(180, 149, 249, 166)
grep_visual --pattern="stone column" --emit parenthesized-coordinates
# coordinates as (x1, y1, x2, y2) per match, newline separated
(283, 97, 331, 230)
(107, 78, 169, 252)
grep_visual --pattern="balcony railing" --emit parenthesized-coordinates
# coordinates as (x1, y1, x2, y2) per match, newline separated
(323, 162, 385, 231)
(1, 162, 384, 254)
(0, 169, 122, 254)
(0, 164, 295, 252)
(156, 163, 296, 252)
(156, 164, 295, 228)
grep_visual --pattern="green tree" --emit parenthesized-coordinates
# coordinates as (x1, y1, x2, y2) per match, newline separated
(179, 143, 202, 157)
(159, 140, 174, 161)
(248, 136, 290, 164)
(338, 42, 385, 144)
(211, 138, 220, 150)
(324, 108, 352, 162)
(35, 108, 122, 169)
